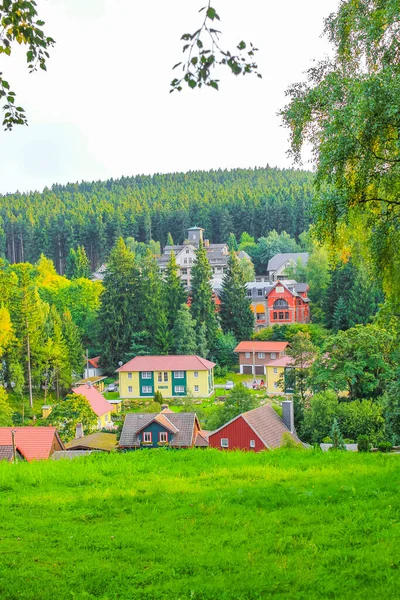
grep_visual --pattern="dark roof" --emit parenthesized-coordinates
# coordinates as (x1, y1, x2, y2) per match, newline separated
(120, 411, 201, 447)
(210, 404, 302, 449)
(0, 445, 14, 461)
(194, 432, 209, 447)
(294, 283, 308, 293)
(267, 253, 309, 272)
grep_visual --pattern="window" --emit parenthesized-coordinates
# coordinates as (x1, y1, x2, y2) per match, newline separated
(159, 432, 168, 443)
(181, 268, 187, 275)
(245, 352, 251, 359)
(158, 372, 162, 383)
(164, 372, 168, 382)
(184, 258, 188, 264)
(257, 289, 263, 296)
(274, 382, 278, 389)
(271, 352, 276, 360)
(174, 371, 184, 379)
(128, 386, 133, 393)
(127, 372, 132, 379)
(273, 367, 278, 374)
(194, 385, 199, 392)
(256, 313, 266, 320)
(186, 248, 190, 254)
(273, 299, 289, 309)
(247, 290, 252, 297)
(143, 431, 152, 443)
(273, 312, 277, 319)
(221, 438, 229, 448)
(142, 386, 153, 394)
(258, 352, 265, 359)
(174, 385, 185, 393)
(276, 286, 284, 293)
(194, 371, 199, 378)
(142, 372, 152, 379)
(250, 440, 256, 448)
(279, 312, 284, 320)
(285, 312, 289, 319)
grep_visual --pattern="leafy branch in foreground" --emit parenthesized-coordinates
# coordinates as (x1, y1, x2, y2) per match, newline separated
(0, 0, 55, 130)
(171, 2, 261, 92)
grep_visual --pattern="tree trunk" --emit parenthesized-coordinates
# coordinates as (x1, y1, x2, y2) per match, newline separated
(26, 330, 33, 409)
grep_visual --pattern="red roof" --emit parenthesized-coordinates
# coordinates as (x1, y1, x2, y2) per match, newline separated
(88, 356, 100, 369)
(0, 427, 64, 461)
(116, 355, 215, 372)
(265, 355, 294, 368)
(72, 386, 112, 417)
(234, 341, 288, 353)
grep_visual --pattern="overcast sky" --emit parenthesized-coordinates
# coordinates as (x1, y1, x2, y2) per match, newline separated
(0, 0, 339, 194)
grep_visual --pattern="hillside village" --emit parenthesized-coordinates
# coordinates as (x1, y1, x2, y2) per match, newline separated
(0, 220, 397, 461)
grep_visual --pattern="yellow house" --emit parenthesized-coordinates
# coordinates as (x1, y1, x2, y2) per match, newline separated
(116, 355, 215, 399)
(264, 355, 293, 394)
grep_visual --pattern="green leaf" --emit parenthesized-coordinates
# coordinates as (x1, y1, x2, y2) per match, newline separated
(210, 80, 219, 90)
(207, 7, 216, 20)
(2, 80, 10, 90)
(188, 79, 197, 89)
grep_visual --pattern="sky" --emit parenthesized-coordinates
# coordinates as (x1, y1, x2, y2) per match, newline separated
(0, 0, 339, 194)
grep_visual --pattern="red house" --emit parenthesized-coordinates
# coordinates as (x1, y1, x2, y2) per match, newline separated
(0, 427, 64, 461)
(208, 403, 301, 451)
(246, 280, 310, 330)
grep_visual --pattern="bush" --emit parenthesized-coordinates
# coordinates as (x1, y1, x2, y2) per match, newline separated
(214, 365, 229, 379)
(377, 442, 392, 453)
(322, 436, 332, 443)
(280, 432, 302, 449)
(357, 435, 371, 452)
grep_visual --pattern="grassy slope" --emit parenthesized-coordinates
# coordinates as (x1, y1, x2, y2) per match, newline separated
(0, 450, 399, 600)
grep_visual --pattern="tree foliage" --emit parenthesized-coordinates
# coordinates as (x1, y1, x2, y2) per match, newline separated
(219, 251, 253, 341)
(281, 0, 400, 304)
(45, 393, 97, 443)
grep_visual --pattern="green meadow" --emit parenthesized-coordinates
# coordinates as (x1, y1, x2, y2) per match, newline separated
(0, 450, 399, 600)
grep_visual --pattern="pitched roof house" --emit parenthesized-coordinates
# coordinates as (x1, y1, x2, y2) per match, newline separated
(72, 385, 113, 430)
(0, 445, 24, 462)
(234, 341, 293, 393)
(267, 253, 310, 281)
(244, 279, 310, 330)
(117, 355, 215, 399)
(208, 402, 301, 451)
(119, 406, 209, 449)
(0, 427, 64, 461)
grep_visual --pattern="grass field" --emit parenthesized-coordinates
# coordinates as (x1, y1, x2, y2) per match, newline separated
(0, 450, 399, 600)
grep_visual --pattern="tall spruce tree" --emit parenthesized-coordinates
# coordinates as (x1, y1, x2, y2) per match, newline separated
(227, 232, 238, 251)
(172, 304, 198, 355)
(347, 267, 383, 328)
(65, 248, 77, 280)
(98, 238, 139, 373)
(137, 250, 172, 354)
(166, 232, 174, 246)
(332, 297, 350, 332)
(219, 251, 254, 341)
(164, 251, 187, 329)
(190, 240, 218, 350)
(197, 322, 209, 358)
(75, 246, 91, 278)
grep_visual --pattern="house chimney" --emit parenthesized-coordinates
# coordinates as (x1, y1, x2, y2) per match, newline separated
(282, 401, 294, 433)
(161, 404, 169, 411)
(75, 423, 84, 439)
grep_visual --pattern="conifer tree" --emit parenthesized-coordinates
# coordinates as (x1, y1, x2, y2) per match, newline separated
(61, 310, 84, 375)
(197, 322, 209, 358)
(75, 245, 91, 278)
(166, 232, 174, 246)
(10, 264, 47, 407)
(347, 268, 383, 328)
(172, 305, 198, 355)
(137, 249, 172, 354)
(154, 390, 164, 405)
(227, 232, 238, 251)
(332, 297, 349, 332)
(98, 238, 139, 373)
(330, 418, 346, 450)
(219, 251, 254, 341)
(190, 240, 218, 350)
(65, 248, 77, 279)
(164, 251, 187, 329)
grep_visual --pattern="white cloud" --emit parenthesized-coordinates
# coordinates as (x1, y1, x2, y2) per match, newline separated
(0, 0, 338, 194)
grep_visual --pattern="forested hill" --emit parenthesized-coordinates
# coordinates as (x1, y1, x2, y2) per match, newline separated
(0, 167, 314, 272)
